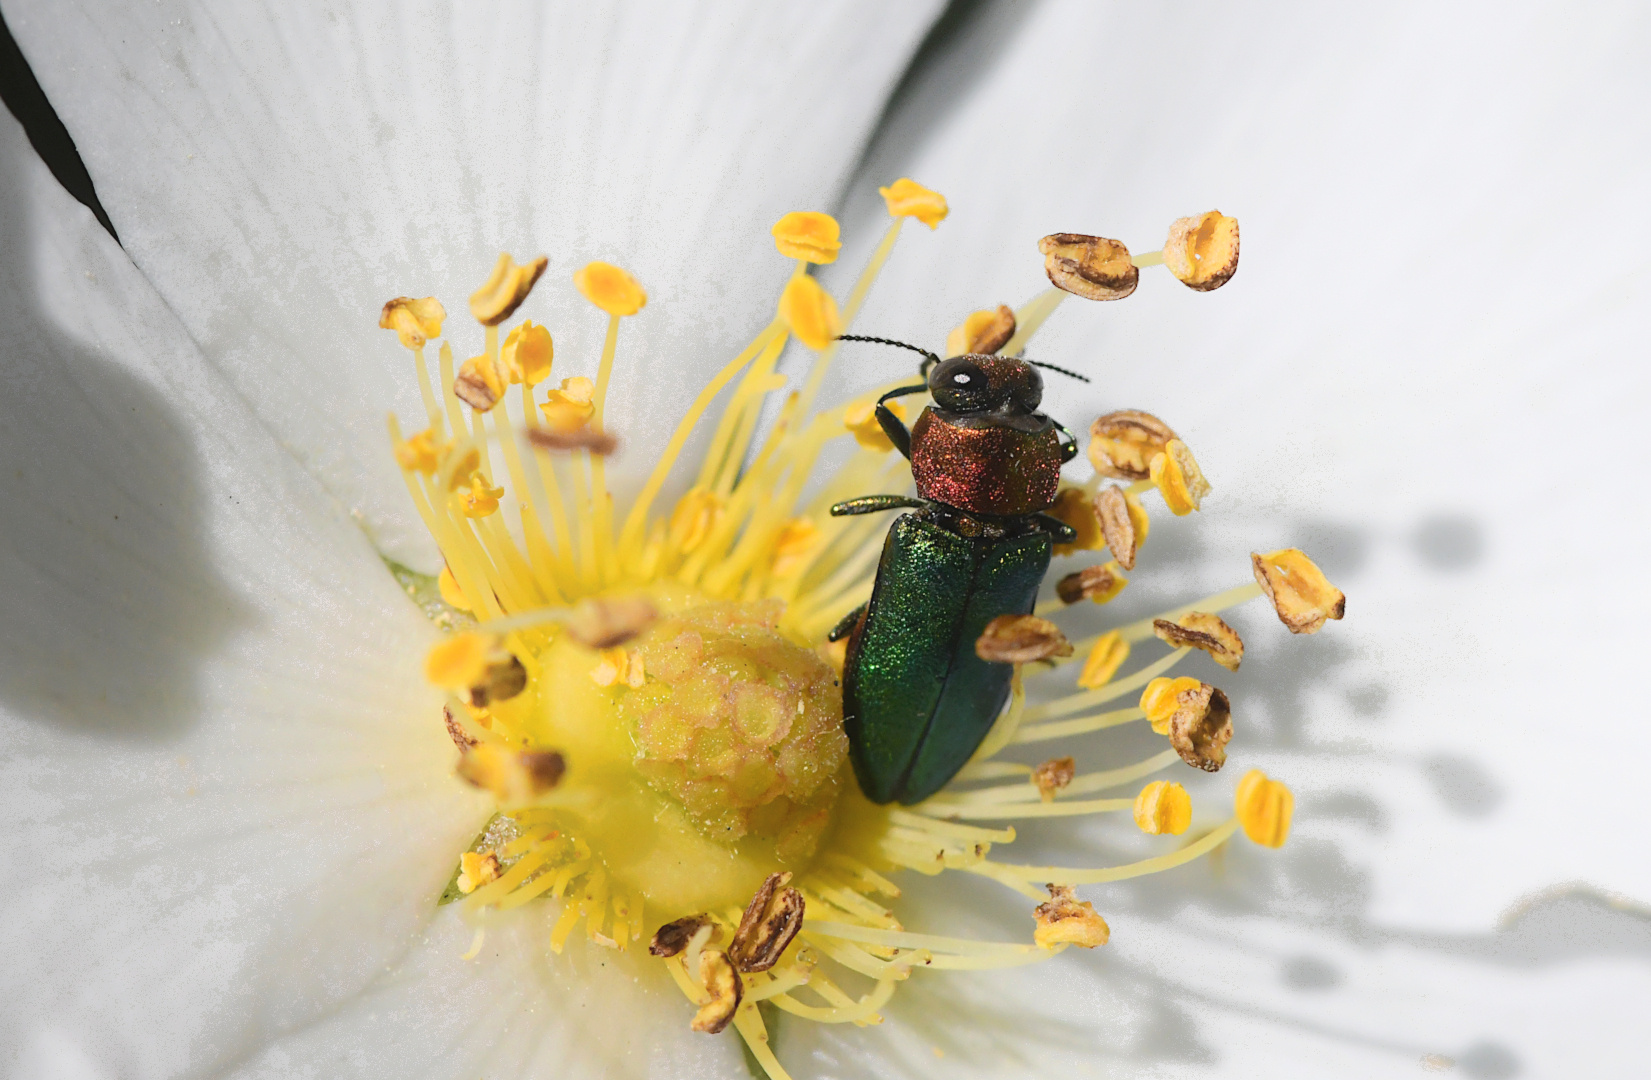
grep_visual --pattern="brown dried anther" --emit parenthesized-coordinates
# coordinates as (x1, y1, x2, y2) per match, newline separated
(566, 596, 659, 649)
(1164, 211, 1240, 292)
(1094, 484, 1146, 570)
(1031, 756, 1076, 802)
(467, 655, 528, 707)
(1038, 233, 1139, 301)
(975, 614, 1074, 664)
(1252, 548, 1346, 634)
(1033, 884, 1110, 949)
(690, 949, 742, 1034)
(470, 253, 549, 326)
(443, 705, 478, 750)
(1088, 410, 1177, 480)
(1056, 563, 1126, 605)
(1168, 683, 1233, 772)
(455, 744, 567, 803)
(729, 871, 806, 973)
(527, 426, 619, 456)
(453, 356, 503, 412)
(649, 914, 715, 957)
(1152, 612, 1244, 672)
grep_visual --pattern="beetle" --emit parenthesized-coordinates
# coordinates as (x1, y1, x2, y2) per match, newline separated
(827, 334, 1089, 805)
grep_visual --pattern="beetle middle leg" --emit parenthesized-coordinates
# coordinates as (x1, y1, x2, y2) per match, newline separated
(826, 602, 868, 643)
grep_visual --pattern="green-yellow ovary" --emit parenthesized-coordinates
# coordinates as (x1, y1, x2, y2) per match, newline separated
(507, 591, 846, 914)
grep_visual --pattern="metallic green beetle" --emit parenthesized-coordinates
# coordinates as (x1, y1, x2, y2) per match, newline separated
(829, 337, 1085, 804)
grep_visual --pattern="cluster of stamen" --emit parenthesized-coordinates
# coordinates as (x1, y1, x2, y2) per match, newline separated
(378, 181, 1342, 1080)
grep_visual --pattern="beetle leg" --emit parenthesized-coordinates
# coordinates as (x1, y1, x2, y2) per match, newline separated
(1056, 423, 1081, 463)
(874, 383, 927, 460)
(830, 494, 930, 517)
(1033, 512, 1079, 544)
(826, 602, 869, 643)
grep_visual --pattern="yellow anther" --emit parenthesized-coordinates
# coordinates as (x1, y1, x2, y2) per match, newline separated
(590, 647, 645, 689)
(500, 320, 554, 385)
(1039, 233, 1138, 301)
(878, 177, 949, 228)
(944, 304, 1016, 357)
(456, 850, 501, 894)
(1149, 439, 1210, 515)
(1046, 487, 1105, 556)
(1153, 611, 1244, 672)
(1252, 548, 1346, 634)
(1164, 210, 1240, 292)
(1133, 781, 1192, 836)
(1234, 769, 1293, 848)
(1076, 630, 1129, 690)
(777, 275, 842, 351)
(394, 427, 446, 475)
(574, 261, 647, 316)
(1139, 675, 1203, 735)
(771, 211, 842, 264)
(426, 632, 494, 690)
(456, 743, 566, 805)
(1055, 561, 1128, 605)
(379, 296, 446, 349)
(453, 472, 505, 518)
(1032, 885, 1109, 949)
(667, 487, 726, 554)
(437, 564, 471, 612)
(470, 253, 548, 326)
(770, 518, 821, 578)
(1089, 410, 1177, 481)
(454, 354, 505, 412)
(842, 397, 906, 453)
(538, 376, 596, 432)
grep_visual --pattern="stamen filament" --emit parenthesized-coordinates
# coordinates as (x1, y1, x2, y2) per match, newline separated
(917, 797, 1132, 820)
(1012, 705, 1144, 744)
(986, 818, 1241, 885)
(1002, 287, 1066, 355)
(1023, 647, 1190, 724)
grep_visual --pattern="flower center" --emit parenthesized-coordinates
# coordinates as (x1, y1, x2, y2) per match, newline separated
(498, 588, 846, 913)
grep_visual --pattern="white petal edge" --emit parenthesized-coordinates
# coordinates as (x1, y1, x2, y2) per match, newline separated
(0, 106, 489, 1078)
(4, 0, 947, 569)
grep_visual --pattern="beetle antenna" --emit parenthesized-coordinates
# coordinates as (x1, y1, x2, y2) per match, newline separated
(835, 334, 943, 374)
(1025, 359, 1091, 384)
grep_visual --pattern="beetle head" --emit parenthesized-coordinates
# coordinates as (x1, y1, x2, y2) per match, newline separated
(927, 355, 1043, 415)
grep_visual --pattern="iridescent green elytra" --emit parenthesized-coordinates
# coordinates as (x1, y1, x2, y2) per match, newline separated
(830, 340, 1084, 805)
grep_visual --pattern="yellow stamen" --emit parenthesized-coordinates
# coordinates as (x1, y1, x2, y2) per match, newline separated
(877, 178, 948, 228)
(574, 261, 647, 316)
(500, 320, 554, 385)
(1149, 438, 1210, 515)
(771, 211, 842, 264)
(778, 275, 843, 351)
(379, 295, 446, 349)
(1235, 770, 1293, 847)
(1133, 781, 1192, 835)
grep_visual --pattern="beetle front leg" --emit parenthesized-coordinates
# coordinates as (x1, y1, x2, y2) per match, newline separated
(1057, 424, 1080, 464)
(1033, 512, 1078, 544)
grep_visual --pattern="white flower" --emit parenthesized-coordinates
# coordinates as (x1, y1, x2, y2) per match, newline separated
(3, 2, 1649, 1078)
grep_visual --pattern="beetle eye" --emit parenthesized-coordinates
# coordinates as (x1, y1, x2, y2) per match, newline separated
(928, 357, 992, 412)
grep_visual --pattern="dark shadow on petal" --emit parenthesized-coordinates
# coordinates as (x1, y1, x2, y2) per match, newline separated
(0, 112, 248, 743)
(0, 9, 117, 239)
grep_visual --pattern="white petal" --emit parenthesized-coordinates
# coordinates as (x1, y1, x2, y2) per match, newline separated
(222, 911, 740, 1080)
(0, 107, 484, 1077)
(6, 0, 947, 569)
(817, 0, 1651, 1073)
